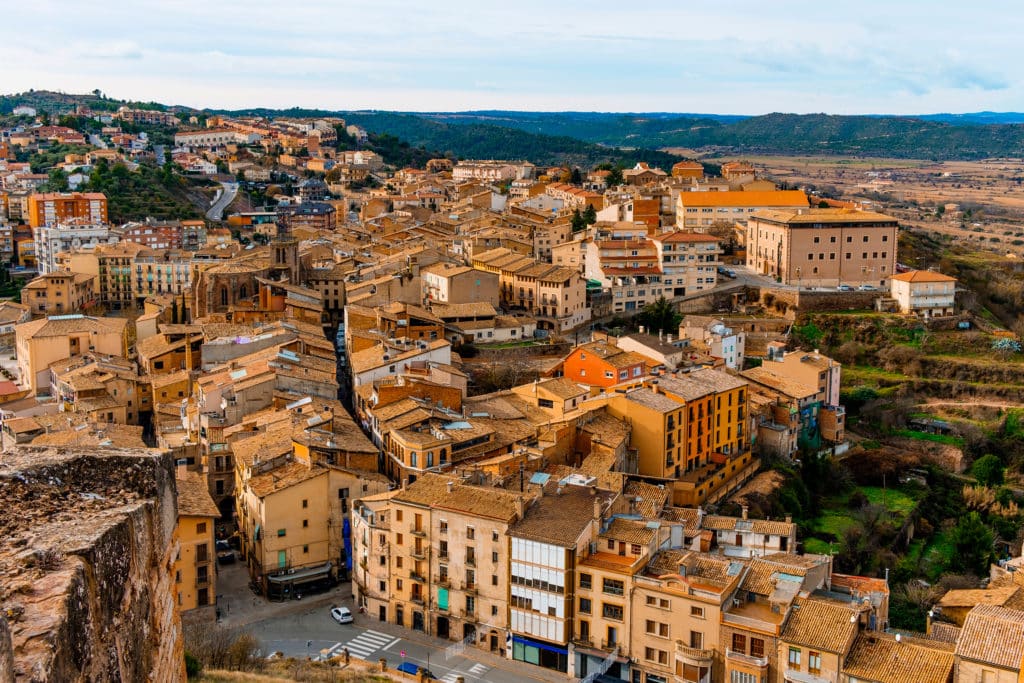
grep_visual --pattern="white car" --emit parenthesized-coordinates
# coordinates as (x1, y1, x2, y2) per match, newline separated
(857, 284, 877, 291)
(331, 606, 353, 624)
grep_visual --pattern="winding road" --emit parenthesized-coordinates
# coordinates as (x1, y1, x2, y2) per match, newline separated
(206, 181, 238, 221)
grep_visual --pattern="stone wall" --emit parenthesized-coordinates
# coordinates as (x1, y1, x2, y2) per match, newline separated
(0, 446, 185, 682)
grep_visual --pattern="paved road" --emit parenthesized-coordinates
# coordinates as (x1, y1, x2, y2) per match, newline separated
(247, 605, 562, 683)
(206, 181, 238, 221)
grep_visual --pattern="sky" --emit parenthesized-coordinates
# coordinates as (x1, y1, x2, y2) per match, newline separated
(3, 0, 1023, 115)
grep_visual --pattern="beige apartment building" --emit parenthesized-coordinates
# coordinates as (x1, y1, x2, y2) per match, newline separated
(174, 470, 220, 618)
(746, 208, 899, 289)
(20, 271, 96, 316)
(14, 314, 129, 394)
(351, 475, 529, 654)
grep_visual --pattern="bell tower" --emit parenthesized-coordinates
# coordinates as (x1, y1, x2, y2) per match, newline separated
(271, 214, 299, 283)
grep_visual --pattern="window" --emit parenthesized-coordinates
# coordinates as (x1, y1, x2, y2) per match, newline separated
(303, 545, 309, 554)
(302, 499, 308, 508)
(602, 603, 624, 621)
(788, 647, 801, 668)
(732, 633, 746, 653)
(646, 595, 657, 606)
(579, 598, 592, 614)
(277, 529, 286, 537)
(396, 510, 403, 522)
(492, 551, 499, 563)
(689, 631, 702, 648)
(466, 526, 475, 540)
(750, 638, 765, 658)
(492, 530, 499, 542)
(196, 522, 207, 534)
(440, 521, 448, 534)
(808, 651, 822, 674)
(631, 544, 642, 555)
(607, 539, 615, 550)
(690, 606, 704, 618)
(730, 673, 759, 683)
(302, 519, 308, 528)
(579, 573, 592, 590)
(396, 557, 403, 568)
(603, 578, 624, 596)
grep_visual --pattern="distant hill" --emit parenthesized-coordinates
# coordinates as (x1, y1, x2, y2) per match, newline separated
(413, 111, 1024, 160)
(6, 91, 1024, 161)
(338, 111, 687, 169)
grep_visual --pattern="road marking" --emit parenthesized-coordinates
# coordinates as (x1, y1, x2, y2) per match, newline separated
(441, 675, 461, 683)
(382, 638, 401, 651)
(468, 663, 489, 676)
(338, 630, 399, 659)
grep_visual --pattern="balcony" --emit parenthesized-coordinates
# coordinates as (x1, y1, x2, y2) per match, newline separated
(783, 669, 830, 683)
(676, 642, 714, 667)
(726, 649, 769, 669)
(438, 551, 449, 561)
(411, 548, 427, 560)
(462, 582, 478, 594)
(410, 571, 426, 583)
(460, 609, 477, 621)
(411, 595, 425, 606)
(437, 577, 450, 588)
(572, 637, 594, 648)
(410, 527, 427, 538)
(600, 640, 623, 655)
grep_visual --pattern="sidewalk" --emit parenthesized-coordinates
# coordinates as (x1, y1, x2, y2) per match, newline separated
(355, 616, 568, 683)
(215, 561, 353, 630)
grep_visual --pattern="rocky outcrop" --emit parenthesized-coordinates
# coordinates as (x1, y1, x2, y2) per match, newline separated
(0, 446, 185, 682)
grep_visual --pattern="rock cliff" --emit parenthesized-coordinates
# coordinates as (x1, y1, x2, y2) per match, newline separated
(0, 446, 185, 682)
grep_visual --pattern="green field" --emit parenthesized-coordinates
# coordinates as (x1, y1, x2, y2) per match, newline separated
(805, 485, 922, 550)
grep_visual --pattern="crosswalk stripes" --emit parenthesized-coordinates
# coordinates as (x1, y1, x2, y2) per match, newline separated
(338, 630, 401, 660)
(440, 674, 460, 683)
(468, 663, 488, 676)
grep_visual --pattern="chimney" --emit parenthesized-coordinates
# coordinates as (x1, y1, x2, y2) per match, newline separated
(659, 330, 663, 341)
(401, 477, 409, 490)
(666, 334, 673, 344)
(741, 505, 748, 520)
(785, 515, 792, 524)
(593, 496, 603, 522)
(446, 481, 454, 494)
(515, 496, 526, 520)
(639, 325, 645, 335)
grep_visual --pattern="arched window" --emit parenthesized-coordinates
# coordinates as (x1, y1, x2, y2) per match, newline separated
(220, 286, 229, 306)
(239, 284, 248, 300)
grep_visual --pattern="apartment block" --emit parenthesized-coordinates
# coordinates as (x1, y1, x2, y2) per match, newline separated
(26, 191, 108, 228)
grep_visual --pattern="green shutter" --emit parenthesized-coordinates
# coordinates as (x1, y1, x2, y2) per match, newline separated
(438, 587, 448, 611)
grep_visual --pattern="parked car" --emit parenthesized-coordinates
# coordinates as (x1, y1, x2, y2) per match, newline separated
(331, 606, 353, 624)
(396, 662, 435, 678)
(717, 266, 737, 278)
(837, 284, 853, 291)
(216, 540, 235, 564)
(857, 284, 877, 291)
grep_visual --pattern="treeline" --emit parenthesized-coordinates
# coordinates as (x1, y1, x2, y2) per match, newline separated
(416, 111, 1024, 160)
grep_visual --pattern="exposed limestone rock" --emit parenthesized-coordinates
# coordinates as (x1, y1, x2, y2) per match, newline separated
(0, 446, 185, 682)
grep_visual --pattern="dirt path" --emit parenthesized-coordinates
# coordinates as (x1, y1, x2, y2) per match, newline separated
(921, 399, 1024, 409)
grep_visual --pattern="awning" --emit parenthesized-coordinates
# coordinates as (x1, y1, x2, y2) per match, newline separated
(267, 561, 332, 584)
(513, 636, 567, 656)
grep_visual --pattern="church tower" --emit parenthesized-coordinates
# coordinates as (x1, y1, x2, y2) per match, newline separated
(271, 215, 299, 283)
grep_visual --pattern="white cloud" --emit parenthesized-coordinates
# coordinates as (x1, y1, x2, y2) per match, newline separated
(2, 1, 1022, 114)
